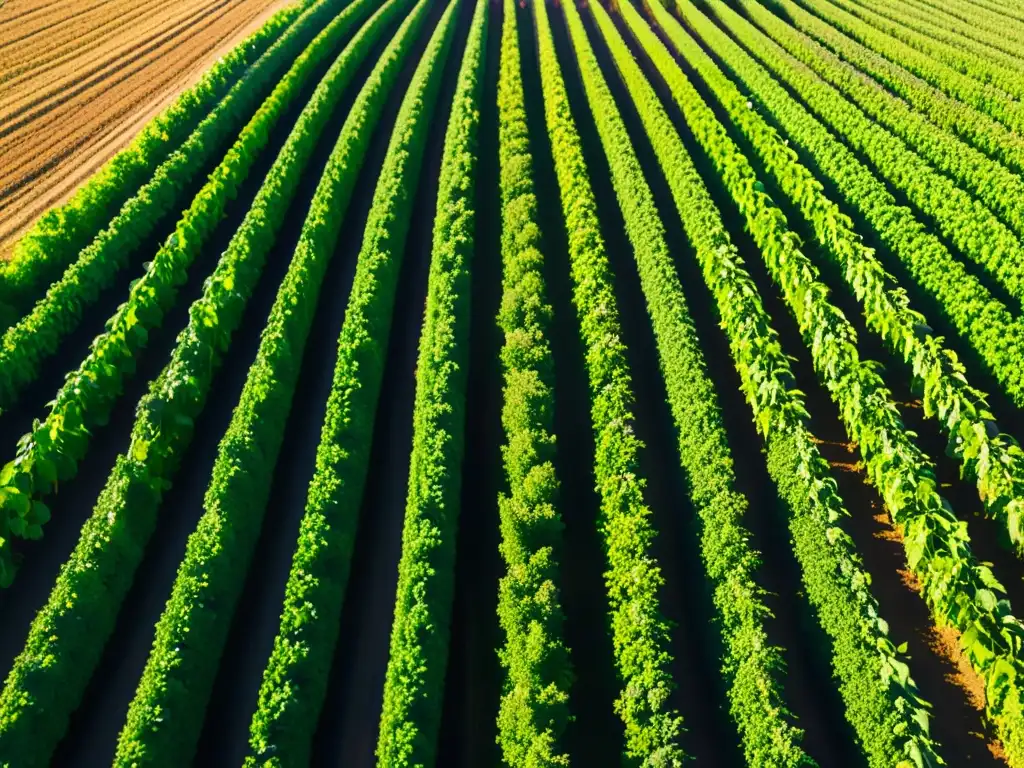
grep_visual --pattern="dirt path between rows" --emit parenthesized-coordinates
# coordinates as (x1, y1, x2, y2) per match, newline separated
(0, 0, 292, 260)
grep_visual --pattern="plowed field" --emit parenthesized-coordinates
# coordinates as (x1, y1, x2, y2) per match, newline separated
(0, 0, 289, 258)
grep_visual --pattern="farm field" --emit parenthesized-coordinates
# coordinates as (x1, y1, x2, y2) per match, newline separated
(0, 0, 292, 259)
(4, 0, 1024, 764)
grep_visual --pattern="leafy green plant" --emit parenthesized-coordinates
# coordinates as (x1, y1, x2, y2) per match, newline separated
(897, 0, 1024, 51)
(493, 0, 573, 763)
(846, 0, 1024, 75)
(712, 0, 1024, 567)
(0, 0, 420, 758)
(243, 0, 461, 762)
(107, 1, 412, 763)
(762, 0, 1024, 177)
(562, 2, 815, 764)
(376, 2, 487, 763)
(788, 0, 1024, 132)
(603, 1, 939, 764)
(680, 0, 1024, 551)
(0, 0, 379, 590)
(821, 0, 1024, 96)
(737, 0, 1024, 245)
(711, 0, 1024, 316)
(658, 0, 1024, 761)
(533, 0, 685, 761)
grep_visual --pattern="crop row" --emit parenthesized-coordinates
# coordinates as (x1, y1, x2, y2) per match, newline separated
(0, 0, 417, 757)
(0, 0, 318, 322)
(934, 0, 1024, 33)
(0, 0, 347, 415)
(242, 0, 460, 762)
(721, 2, 1024, 318)
(617, 1, 938, 764)
(0, 0, 378, 587)
(376, 0, 486, 763)
(824, 0, 1024, 96)
(691, 0, 1024, 549)
(791, 0, 1024, 133)
(704, 0, 1024, 570)
(664, 0, 1024, 761)
(853, 0, 1024, 68)
(894, 0, 1024, 52)
(561, 1, 816, 764)
(765, 0, 1024, 177)
(745, 0, 1024, 246)
(5, 0, 1024, 762)
(533, 0, 685, 761)
(492, 0, 573, 763)
(949, 0, 1024, 25)
(108, 0, 416, 764)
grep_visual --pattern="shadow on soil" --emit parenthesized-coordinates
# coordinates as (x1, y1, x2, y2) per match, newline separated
(308, 1, 476, 764)
(435, 0, 506, 764)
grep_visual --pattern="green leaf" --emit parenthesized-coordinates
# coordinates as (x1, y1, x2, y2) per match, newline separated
(976, 588, 998, 613)
(29, 501, 50, 527)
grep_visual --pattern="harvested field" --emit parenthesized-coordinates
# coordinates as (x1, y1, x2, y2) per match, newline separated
(0, 0, 290, 259)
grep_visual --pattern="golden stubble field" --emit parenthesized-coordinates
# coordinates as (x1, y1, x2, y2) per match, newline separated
(0, 0, 291, 258)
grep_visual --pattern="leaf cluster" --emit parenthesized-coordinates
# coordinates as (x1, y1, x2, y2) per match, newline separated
(243, 2, 459, 762)
(493, 1, 573, 764)
(376, 0, 487, 764)
(0, 0, 385, 760)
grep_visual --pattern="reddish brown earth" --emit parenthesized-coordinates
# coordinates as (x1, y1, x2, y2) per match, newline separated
(0, 0, 291, 259)
(815, 433, 1008, 764)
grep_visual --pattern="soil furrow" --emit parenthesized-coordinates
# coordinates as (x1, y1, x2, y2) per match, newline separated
(307, 1, 474, 763)
(515, 3, 625, 762)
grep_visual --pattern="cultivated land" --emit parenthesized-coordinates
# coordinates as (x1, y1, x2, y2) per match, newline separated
(2, 0, 1024, 765)
(0, 0, 291, 258)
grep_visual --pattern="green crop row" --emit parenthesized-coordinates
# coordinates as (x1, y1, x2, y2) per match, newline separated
(564, 2, 814, 765)
(898, 0, 1024, 50)
(622, 1, 939, 763)
(694, 0, 1024, 553)
(0, 0, 346, 414)
(0, 0, 401, 756)
(825, 0, 1024, 95)
(0, 0, 318, 322)
(533, 0, 685, 762)
(948, 0, 1024, 25)
(715, 2, 1024, 316)
(741, 0, 1024, 245)
(665, 0, 1024, 761)
(106, 1, 413, 765)
(705, 0, 1024, 566)
(242, 0, 459, 763)
(493, 0, 573, 763)
(790, 0, 1024, 132)
(376, 1, 486, 763)
(763, 0, 1024, 177)
(851, 0, 1024, 70)
(0, 0, 378, 589)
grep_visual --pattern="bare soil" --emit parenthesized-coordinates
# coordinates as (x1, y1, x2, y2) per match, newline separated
(0, 0, 292, 259)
